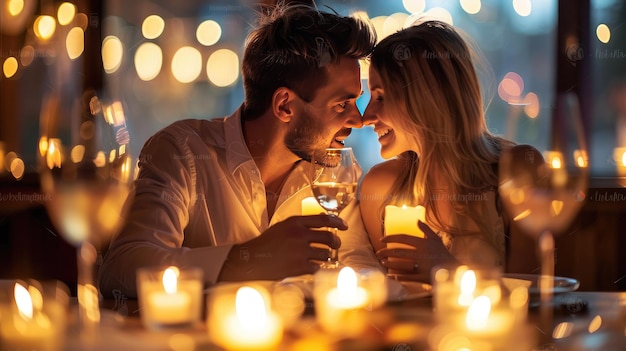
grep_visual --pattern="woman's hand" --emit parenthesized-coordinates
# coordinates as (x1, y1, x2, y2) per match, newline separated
(377, 221, 458, 282)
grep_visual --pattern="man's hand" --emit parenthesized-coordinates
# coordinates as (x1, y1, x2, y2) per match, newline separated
(218, 214, 345, 281)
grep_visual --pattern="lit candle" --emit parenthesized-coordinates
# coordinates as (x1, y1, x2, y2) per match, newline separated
(462, 295, 514, 337)
(138, 266, 202, 330)
(301, 196, 325, 215)
(326, 267, 368, 309)
(384, 204, 426, 238)
(314, 267, 371, 337)
(458, 270, 476, 306)
(0, 283, 66, 351)
(211, 286, 283, 350)
(148, 267, 191, 324)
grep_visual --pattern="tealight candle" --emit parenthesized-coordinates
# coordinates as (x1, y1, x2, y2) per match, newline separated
(429, 264, 532, 350)
(0, 281, 69, 351)
(314, 267, 372, 337)
(137, 266, 202, 330)
(384, 204, 426, 238)
(208, 285, 283, 350)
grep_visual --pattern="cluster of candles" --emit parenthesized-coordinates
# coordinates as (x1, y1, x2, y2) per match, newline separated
(0, 281, 69, 351)
(0, 201, 536, 350)
(429, 265, 534, 351)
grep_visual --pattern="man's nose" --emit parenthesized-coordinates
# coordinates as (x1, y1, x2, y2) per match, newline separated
(344, 104, 363, 128)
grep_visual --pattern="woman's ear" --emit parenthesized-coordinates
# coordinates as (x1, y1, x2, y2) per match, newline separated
(272, 87, 297, 122)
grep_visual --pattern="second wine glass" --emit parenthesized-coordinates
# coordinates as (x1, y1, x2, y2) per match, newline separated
(499, 91, 589, 304)
(310, 147, 358, 268)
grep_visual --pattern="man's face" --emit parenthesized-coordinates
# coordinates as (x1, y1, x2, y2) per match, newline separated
(285, 57, 363, 160)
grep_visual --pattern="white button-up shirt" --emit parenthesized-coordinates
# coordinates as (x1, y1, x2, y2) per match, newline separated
(99, 108, 382, 297)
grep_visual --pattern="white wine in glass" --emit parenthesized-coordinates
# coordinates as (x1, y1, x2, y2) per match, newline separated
(310, 147, 358, 268)
(39, 92, 135, 337)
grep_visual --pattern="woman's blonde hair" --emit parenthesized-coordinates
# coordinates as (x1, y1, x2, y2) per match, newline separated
(370, 21, 511, 247)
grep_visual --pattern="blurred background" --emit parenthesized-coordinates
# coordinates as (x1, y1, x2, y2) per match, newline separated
(1, 0, 625, 291)
(2, 0, 626, 177)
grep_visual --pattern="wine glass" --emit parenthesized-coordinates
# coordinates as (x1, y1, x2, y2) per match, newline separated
(310, 147, 358, 268)
(38, 90, 135, 336)
(498, 91, 588, 339)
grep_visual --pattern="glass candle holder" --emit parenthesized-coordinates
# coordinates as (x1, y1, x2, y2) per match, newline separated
(0, 280, 70, 351)
(207, 283, 283, 351)
(313, 266, 384, 337)
(136, 266, 203, 330)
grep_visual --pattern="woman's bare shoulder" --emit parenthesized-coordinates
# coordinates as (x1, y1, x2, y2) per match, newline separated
(363, 158, 405, 185)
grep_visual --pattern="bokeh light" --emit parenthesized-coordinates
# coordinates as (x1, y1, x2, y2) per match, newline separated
(460, 0, 482, 15)
(66, 27, 84, 60)
(370, 16, 387, 42)
(20, 45, 35, 66)
(10, 157, 25, 180)
(596, 24, 611, 43)
(57, 2, 76, 26)
(402, 0, 426, 14)
(3, 57, 19, 78)
(498, 72, 525, 103)
(523, 92, 540, 118)
(383, 13, 408, 38)
(142, 15, 165, 40)
(513, 0, 532, 17)
(34, 15, 56, 40)
(424, 7, 453, 25)
(134, 42, 162, 81)
(171, 46, 202, 84)
(102, 35, 124, 74)
(8, 0, 24, 16)
(196, 20, 221, 46)
(206, 49, 239, 87)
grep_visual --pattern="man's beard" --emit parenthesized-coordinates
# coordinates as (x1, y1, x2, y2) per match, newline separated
(284, 109, 328, 162)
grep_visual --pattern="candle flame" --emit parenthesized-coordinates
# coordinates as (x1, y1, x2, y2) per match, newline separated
(466, 295, 491, 330)
(337, 267, 358, 295)
(458, 270, 476, 305)
(46, 138, 62, 169)
(573, 150, 588, 168)
(550, 156, 562, 169)
(14, 283, 33, 319)
(622, 152, 626, 167)
(235, 286, 267, 330)
(163, 267, 179, 294)
(544, 151, 564, 170)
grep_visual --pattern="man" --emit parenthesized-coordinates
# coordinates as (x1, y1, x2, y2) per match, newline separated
(99, 2, 381, 297)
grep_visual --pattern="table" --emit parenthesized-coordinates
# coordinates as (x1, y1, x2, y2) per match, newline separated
(57, 291, 625, 351)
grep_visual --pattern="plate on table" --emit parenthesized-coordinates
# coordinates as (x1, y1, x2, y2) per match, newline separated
(501, 273, 580, 307)
(387, 280, 432, 302)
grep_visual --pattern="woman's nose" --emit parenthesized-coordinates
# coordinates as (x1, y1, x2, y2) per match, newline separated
(362, 104, 378, 125)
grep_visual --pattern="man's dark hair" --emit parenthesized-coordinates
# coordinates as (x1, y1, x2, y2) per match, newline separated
(241, 2, 376, 120)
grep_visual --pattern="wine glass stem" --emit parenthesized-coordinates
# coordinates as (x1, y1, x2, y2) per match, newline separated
(538, 230, 555, 346)
(77, 241, 101, 337)
(328, 211, 339, 264)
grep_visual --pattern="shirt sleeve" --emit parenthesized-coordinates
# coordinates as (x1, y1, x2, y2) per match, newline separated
(98, 127, 232, 298)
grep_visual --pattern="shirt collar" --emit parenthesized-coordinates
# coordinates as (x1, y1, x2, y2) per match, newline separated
(224, 106, 253, 174)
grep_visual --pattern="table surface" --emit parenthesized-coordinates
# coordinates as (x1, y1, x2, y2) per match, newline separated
(55, 291, 626, 351)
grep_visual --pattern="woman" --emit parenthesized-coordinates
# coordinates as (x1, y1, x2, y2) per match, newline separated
(360, 20, 537, 282)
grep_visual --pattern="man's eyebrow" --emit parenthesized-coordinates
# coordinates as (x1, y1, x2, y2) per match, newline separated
(333, 90, 364, 101)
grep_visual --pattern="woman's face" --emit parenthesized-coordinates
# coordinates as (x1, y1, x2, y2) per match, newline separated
(363, 67, 414, 159)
